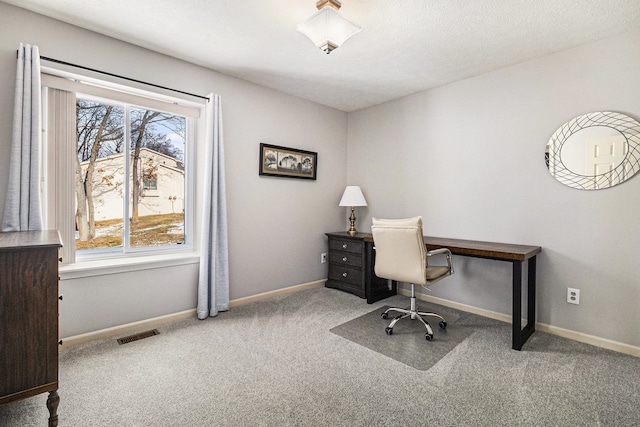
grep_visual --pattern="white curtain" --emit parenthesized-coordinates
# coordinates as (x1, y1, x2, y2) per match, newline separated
(197, 94, 229, 319)
(2, 43, 43, 231)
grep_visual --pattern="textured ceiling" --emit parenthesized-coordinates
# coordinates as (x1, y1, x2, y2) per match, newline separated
(4, 0, 640, 112)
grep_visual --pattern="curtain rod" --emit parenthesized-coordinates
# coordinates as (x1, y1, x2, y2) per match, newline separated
(39, 55, 210, 101)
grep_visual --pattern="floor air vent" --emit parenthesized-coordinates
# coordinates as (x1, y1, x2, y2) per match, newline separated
(117, 329, 160, 345)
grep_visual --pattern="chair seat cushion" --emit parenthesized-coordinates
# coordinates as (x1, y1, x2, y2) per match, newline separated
(426, 265, 451, 282)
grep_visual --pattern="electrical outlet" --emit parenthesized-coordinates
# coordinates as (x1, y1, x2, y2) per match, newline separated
(567, 287, 580, 305)
(321, 253, 327, 264)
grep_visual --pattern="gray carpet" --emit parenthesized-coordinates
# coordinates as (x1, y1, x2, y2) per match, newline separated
(1, 287, 640, 426)
(331, 304, 472, 370)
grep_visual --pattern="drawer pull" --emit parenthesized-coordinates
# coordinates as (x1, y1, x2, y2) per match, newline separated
(342, 244, 348, 249)
(58, 294, 63, 301)
(342, 272, 348, 278)
(342, 257, 348, 262)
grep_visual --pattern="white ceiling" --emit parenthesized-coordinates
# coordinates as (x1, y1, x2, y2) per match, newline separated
(5, 0, 640, 112)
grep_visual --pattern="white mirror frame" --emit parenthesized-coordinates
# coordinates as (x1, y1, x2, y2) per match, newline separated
(546, 111, 640, 190)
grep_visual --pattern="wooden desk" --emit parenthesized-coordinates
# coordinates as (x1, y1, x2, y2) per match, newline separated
(360, 233, 541, 351)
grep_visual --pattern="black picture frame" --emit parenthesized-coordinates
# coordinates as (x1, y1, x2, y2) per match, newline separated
(259, 143, 317, 180)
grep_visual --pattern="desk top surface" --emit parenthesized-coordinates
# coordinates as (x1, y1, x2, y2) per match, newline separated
(327, 231, 540, 261)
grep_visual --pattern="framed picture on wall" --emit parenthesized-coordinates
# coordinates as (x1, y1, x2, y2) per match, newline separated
(259, 143, 317, 180)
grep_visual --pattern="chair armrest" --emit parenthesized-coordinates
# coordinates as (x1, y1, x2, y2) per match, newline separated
(427, 248, 451, 257)
(427, 248, 454, 273)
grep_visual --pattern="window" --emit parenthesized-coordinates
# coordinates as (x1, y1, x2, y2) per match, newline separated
(42, 72, 201, 264)
(143, 174, 158, 190)
(75, 97, 187, 251)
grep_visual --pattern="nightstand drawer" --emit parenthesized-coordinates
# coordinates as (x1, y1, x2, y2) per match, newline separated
(328, 264, 363, 286)
(329, 238, 363, 254)
(329, 251, 362, 268)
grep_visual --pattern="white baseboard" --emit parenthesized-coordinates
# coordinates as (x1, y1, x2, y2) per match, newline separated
(62, 280, 327, 347)
(64, 281, 639, 358)
(402, 289, 640, 357)
(61, 309, 197, 347)
(534, 323, 640, 357)
(229, 279, 326, 308)
(399, 289, 513, 323)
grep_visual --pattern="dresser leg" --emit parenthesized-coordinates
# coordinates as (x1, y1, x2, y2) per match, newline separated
(46, 390, 59, 427)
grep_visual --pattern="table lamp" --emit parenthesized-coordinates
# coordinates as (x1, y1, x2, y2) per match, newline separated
(339, 186, 367, 236)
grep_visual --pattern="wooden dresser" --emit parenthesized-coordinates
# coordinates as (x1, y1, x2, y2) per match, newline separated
(325, 232, 395, 303)
(0, 230, 62, 427)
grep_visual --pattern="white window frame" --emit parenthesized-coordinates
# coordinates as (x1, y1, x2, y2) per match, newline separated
(41, 68, 204, 276)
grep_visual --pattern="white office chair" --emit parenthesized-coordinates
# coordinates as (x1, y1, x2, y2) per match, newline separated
(371, 216, 454, 341)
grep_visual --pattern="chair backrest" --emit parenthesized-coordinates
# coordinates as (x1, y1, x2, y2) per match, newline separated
(371, 216, 429, 286)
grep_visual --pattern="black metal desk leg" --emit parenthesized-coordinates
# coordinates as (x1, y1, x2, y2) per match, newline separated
(527, 256, 537, 332)
(512, 258, 536, 350)
(512, 260, 522, 350)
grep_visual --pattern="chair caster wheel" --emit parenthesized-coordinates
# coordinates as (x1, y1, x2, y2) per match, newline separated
(439, 321, 447, 329)
(425, 333, 433, 341)
(381, 312, 388, 319)
(385, 327, 393, 335)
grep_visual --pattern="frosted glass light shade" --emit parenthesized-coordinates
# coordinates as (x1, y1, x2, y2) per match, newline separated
(297, 6, 361, 53)
(339, 186, 367, 207)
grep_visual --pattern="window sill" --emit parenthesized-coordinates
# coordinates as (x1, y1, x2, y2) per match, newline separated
(60, 251, 200, 280)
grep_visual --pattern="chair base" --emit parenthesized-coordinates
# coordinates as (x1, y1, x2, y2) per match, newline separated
(382, 284, 446, 341)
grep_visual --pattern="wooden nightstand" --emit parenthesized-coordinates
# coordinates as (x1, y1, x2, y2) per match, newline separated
(325, 232, 396, 303)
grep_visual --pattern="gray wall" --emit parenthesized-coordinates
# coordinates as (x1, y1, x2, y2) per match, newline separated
(347, 28, 640, 347)
(0, 3, 346, 337)
(3, 2, 639, 349)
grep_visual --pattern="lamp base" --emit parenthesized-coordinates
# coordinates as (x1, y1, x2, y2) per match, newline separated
(347, 206, 357, 236)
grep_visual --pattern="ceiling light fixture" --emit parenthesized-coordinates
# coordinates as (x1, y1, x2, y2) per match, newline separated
(297, 0, 361, 54)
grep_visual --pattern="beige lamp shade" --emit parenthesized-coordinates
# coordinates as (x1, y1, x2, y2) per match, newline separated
(339, 186, 367, 207)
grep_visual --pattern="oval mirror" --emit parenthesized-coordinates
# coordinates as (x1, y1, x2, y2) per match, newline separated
(546, 112, 640, 190)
